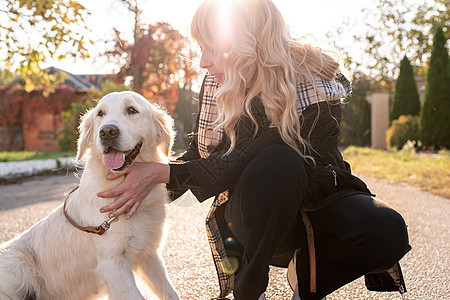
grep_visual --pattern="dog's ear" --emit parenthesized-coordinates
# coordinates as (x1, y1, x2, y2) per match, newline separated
(76, 108, 95, 161)
(156, 111, 175, 158)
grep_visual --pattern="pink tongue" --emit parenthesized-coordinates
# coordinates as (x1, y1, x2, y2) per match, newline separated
(104, 149, 125, 170)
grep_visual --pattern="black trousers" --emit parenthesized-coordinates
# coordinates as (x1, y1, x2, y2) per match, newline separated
(222, 145, 410, 300)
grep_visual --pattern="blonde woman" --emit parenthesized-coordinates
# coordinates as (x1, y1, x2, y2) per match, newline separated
(98, 0, 411, 299)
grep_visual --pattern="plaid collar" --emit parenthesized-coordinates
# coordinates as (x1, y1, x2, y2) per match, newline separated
(295, 72, 351, 114)
(197, 72, 351, 158)
(197, 76, 222, 158)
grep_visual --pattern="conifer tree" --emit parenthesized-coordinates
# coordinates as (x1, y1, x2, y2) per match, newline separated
(419, 26, 450, 149)
(390, 56, 420, 123)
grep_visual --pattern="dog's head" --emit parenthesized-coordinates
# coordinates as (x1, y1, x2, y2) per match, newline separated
(76, 91, 174, 171)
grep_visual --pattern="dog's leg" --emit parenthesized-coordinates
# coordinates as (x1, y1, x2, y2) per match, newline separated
(0, 273, 21, 300)
(0, 252, 34, 300)
(140, 251, 179, 300)
(0, 289, 14, 300)
(97, 259, 144, 300)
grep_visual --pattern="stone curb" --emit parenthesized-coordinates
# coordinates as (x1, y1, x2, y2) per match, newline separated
(0, 157, 76, 180)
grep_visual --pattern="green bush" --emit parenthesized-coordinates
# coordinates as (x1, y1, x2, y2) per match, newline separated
(386, 115, 419, 150)
(58, 80, 127, 151)
(58, 101, 95, 152)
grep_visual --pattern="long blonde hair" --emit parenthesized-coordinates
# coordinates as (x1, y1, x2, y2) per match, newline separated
(191, 0, 340, 155)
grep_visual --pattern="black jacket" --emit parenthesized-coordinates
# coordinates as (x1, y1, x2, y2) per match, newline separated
(167, 94, 371, 211)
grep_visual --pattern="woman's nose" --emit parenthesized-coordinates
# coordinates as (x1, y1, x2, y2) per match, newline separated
(200, 51, 212, 69)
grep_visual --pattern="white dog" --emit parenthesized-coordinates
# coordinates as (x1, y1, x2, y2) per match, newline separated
(0, 91, 179, 300)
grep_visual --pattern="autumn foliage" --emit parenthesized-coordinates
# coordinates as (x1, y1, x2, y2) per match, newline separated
(106, 22, 197, 113)
(1, 0, 91, 92)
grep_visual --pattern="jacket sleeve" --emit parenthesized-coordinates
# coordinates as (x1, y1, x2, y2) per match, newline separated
(167, 116, 201, 200)
(167, 99, 283, 202)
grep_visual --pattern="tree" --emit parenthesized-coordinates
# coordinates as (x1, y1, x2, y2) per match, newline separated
(107, 22, 197, 113)
(0, 0, 91, 93)
(0, 69, 14, 86)
(419, 26, 450, 149)
(340, 72, 372, 146)
(105, 0, 197, 114)
(327, 0, 448, 87)
(390, 56, 420, 123)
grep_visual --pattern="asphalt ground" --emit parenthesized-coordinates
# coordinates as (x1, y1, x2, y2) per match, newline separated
(0, 173, 449, 299)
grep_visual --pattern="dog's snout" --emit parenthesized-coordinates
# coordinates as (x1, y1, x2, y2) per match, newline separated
(100, 124, 120, 140)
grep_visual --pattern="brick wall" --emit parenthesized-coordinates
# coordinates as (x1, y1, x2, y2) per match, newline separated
(22, 110, 64, 151)
(0, 88, 85, 151)
(0, 126, 23, 151)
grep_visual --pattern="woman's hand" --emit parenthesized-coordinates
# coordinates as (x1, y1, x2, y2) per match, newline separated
(97, 162, 170, 219)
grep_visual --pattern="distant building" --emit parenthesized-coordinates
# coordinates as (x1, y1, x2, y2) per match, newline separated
(0, 68, 112, 151)
(46, 67, 110, 92)
(366, 92, 390, 149)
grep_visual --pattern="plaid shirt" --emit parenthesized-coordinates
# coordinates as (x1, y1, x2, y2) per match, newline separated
(198, 73, 351, 299)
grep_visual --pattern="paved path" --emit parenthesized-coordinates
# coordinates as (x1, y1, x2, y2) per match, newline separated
(0, 173, 448, 299)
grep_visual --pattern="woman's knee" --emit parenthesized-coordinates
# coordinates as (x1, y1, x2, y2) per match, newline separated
(319, 195, 410, 269)
(361, 198, 410, 268)
(374, 202, 410, 266)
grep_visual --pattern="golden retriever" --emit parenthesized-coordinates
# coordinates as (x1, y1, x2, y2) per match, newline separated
(0, 91, 179, 300)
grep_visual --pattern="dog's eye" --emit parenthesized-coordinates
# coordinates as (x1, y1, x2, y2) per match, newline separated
(127, 106, 139, 115)
(97, 110, 105, 117)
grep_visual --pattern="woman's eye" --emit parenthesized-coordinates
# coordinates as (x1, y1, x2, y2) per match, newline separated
(199, 45, 215, 55)
(127, 106, 139, 115)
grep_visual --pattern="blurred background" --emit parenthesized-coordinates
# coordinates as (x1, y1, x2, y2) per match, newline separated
(0, 0, 449, 197)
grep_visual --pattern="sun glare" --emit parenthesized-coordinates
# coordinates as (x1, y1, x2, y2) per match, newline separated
(216, 0, 235, 45)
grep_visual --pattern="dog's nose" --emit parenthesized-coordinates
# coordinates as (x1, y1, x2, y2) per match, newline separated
(99, 124, 120, 140)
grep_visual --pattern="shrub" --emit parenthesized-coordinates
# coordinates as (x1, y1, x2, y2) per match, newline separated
(58, 101, 95, 152)
(386, 115, 419, 150)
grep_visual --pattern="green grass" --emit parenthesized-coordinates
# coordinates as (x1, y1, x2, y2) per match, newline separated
(342, 146, 450, 199)
(0, 151, 76, 162)
(1, 147, 449, 199)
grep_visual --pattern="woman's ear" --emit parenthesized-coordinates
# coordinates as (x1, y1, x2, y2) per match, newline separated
(76, 108, 95, 161)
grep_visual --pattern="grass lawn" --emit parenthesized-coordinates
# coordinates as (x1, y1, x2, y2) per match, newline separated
(1, 147, 449, 199)
(0, 151, 76, 162)
(342, 146, 450, 199)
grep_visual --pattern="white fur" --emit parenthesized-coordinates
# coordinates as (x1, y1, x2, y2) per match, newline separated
(0, 91, 179, 300)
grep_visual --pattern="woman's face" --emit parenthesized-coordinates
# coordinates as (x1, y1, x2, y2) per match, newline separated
(199, 44, 225, 85)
